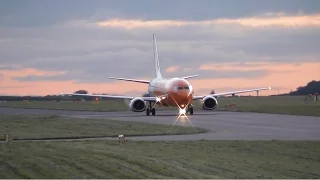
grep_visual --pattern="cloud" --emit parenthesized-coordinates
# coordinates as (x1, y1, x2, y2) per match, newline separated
(199, 61, 299, 73)
(95, 13, 320, 29)
(0, 85, 31, 89)
(190, 61, 320, 95)
(214, 13, 320, 27)
(0, 0, 319, 96)
(96, 19, 191, 29)
(1, 13, 319, 85)
(3, 0, 319, 27)
(11, 68, 269, 82)
(2, 68, 67, 78)
(1, 61, 319, 96)
(165, 66, 180, 73)
(166, 68, 269, 80)
(13, 74, 67, 82)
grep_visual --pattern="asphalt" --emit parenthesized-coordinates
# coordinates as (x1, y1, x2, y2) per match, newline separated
(1, 107, 320, 141)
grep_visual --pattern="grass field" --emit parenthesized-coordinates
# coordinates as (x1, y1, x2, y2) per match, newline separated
(0, 100, 129, 111)
(0, 95, 319, 116)
(216, 96, 320, 117)
(0, 114, 208, 141)
(0, 114, 319, 178)
(1, 140, 319, 178)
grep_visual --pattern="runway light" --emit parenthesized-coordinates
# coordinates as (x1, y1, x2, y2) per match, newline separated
(168, 94, 195, 132)
(179, 109, 186, 115)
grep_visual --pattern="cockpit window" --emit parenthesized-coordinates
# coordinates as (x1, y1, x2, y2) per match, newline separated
(176, 86, 189, 90)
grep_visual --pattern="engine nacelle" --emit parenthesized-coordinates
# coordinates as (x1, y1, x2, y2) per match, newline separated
(202, 96, 218, 110)
(129, 98, 147, 112)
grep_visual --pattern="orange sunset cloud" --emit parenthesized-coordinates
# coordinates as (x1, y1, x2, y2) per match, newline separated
(214, 13, 320, 27)
(96, 13, 320, 29)
(165, 66, 180, 73)
(193, 61, 320, 96)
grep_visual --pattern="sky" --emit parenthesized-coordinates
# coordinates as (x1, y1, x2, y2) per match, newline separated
(0, 0, 319, 96)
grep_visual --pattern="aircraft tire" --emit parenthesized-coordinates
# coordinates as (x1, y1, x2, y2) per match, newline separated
(189, 107, 194, 115)
(146, 108, 150, 116)
(151, 108, 156, 116)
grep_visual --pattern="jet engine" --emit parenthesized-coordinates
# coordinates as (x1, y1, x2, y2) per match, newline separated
(129, 98, 147, 112)
(202, 96, 218, 110)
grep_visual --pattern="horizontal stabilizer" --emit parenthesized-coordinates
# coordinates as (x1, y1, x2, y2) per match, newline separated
(182, 75, 199, 79)
(109, 77, 150, 84)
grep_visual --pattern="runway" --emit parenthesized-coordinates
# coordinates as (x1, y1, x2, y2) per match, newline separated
(1, 107, 320, 141)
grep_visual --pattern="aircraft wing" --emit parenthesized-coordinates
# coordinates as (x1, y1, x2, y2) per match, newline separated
(60, 93, 157, 101)
(193, 87, 271, 100)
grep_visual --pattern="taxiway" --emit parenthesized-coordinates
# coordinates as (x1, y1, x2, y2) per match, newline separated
(1, 107, 319, 141)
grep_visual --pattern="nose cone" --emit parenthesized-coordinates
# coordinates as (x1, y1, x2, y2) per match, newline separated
(168, 78, 193, 107)
(174, 79, 192, 94)
(173, 90, 193, 107)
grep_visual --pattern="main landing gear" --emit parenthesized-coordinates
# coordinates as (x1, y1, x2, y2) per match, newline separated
(145, 103, 194, 116)
(187, 106, 194, 115)
(189, 106, 194, 115)
(146, 102, 155, 116)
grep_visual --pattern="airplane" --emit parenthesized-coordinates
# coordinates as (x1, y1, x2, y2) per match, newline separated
(61, 34, 271, 116)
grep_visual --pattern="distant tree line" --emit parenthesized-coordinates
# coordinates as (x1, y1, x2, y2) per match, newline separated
(289, 80, 320, 95)
(74, 90, 88, 94)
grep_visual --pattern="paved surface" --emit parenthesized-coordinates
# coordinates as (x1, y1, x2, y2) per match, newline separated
(1, 107, 320, 141)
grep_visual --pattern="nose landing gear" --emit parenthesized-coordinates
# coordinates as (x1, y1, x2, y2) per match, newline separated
(146, 102, 156, 116)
